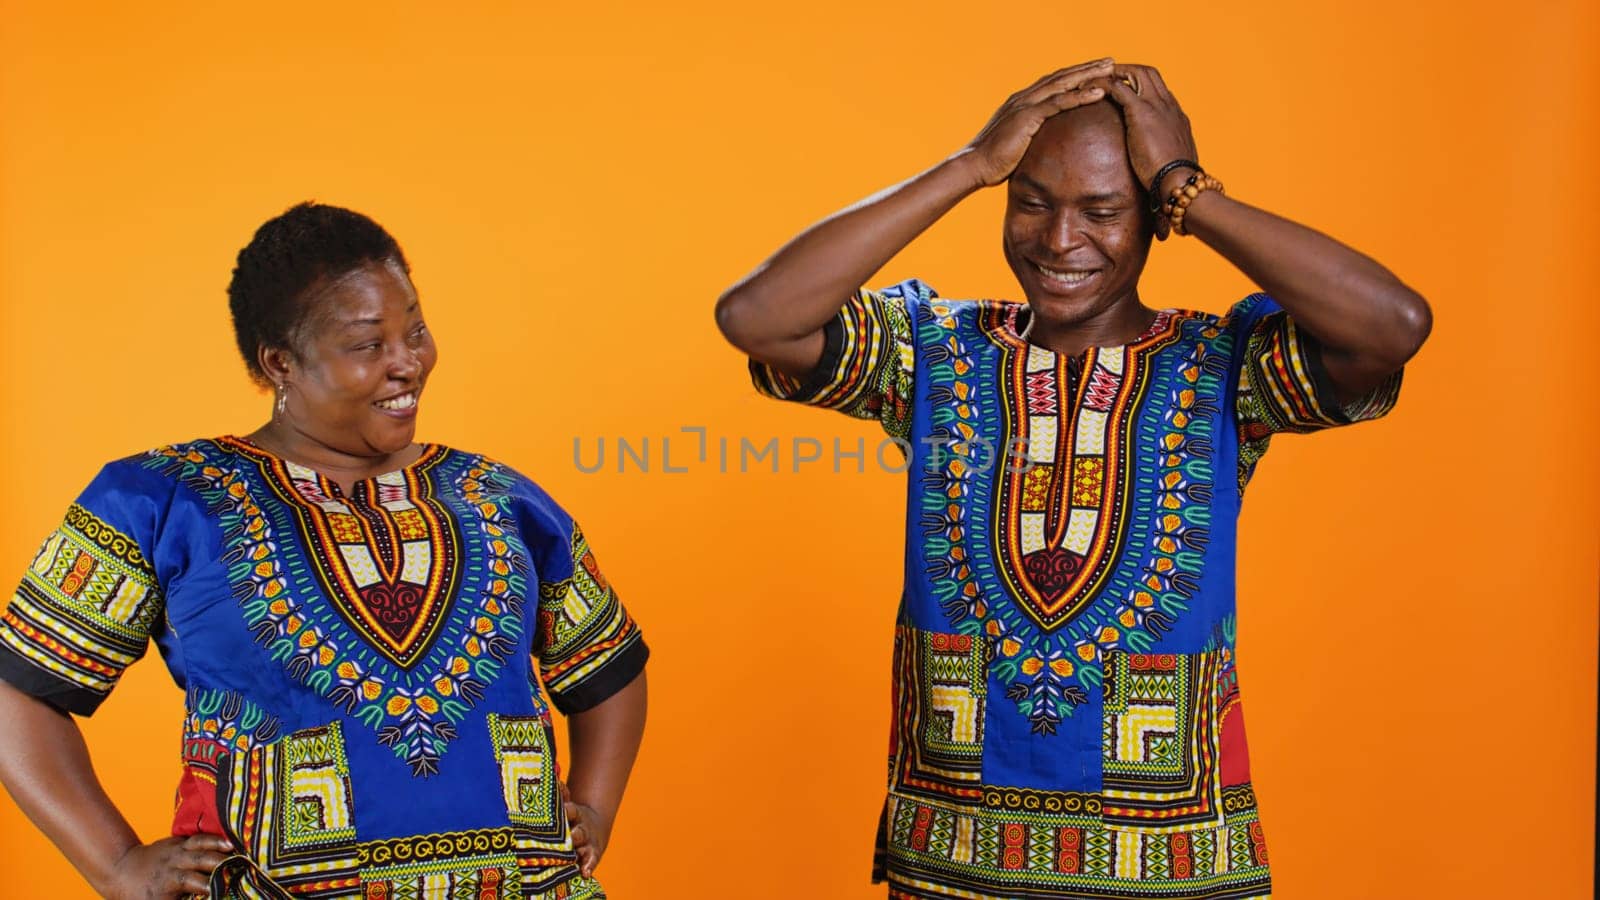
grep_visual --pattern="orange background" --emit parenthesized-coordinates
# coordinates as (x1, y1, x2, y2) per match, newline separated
(2, 2, 1596, 898)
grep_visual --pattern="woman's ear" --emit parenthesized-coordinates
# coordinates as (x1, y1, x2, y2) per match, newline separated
(258, 344, 296, 387)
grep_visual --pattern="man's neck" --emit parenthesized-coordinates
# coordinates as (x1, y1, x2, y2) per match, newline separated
(1024, 301, 1158, 356)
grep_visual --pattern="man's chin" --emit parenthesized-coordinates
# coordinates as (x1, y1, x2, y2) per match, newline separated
(1023, 293, 1104, 330)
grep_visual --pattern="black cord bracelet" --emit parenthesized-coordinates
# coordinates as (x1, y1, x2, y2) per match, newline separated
(1147, 159, 1202, 212)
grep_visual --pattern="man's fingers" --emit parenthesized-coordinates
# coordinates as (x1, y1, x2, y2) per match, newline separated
(1021, 59, 1113, 93)
(1097, 75, 1143, 108)
(1032, 83, 1105, 115)
(1140, 66, 1176, 103)
(1114, 64, 1175, 104)
(1018, 59, 1114, 105)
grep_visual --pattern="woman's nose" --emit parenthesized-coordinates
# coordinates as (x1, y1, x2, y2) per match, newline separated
(389, 346, 422, 379)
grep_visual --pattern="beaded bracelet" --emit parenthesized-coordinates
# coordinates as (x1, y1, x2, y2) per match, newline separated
(1164, 171, 1225, 236)
(1147, 159, 1201, 213)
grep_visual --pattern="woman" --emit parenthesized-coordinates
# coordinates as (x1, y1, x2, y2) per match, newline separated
(716, 60, 1428, 898)
(0, 203, 648, 899)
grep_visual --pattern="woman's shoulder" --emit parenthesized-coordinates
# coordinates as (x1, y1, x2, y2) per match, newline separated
(56, 438, 238, 538)
(430, 447, 581, 546)
(88, 436, 233, 488)
(429, 444, 563, 506)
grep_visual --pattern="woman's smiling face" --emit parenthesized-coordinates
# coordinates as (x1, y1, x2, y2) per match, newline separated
(268, 258, 437, 459)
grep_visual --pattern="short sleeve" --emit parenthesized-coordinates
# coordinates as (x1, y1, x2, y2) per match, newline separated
(748, 278, 925, 441)
(1233, 294, 1402, 437)
(521, 491, 647, 715)
(0, 463, 167, 716)
(1229, 295, 1404, 489)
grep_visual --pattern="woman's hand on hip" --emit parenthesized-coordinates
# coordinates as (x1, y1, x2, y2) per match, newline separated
(102, 833, 232, 899)
(561, 781, 612, 879)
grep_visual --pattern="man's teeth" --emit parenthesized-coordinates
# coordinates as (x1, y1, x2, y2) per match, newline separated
(1037, 265, 1094, 284)
(376, 393, 417, 411)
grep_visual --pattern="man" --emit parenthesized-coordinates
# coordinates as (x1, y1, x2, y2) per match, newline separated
(715, 59, 1429, 900)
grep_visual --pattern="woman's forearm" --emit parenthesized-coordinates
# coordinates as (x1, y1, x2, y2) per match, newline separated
(0, 679, 141, 896)
(564, 670, 647, 826)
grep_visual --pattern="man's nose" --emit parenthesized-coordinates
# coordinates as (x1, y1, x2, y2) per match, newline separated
(1043, 210, 1083, 254)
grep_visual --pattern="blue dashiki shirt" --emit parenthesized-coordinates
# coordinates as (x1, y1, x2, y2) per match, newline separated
(750, 280, 1401, 900)
(0, 437, 648, 900)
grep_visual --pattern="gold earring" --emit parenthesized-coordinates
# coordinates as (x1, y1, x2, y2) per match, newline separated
(275, 385, 286, 418)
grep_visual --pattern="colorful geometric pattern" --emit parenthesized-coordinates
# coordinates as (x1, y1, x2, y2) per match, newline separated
(280, 723, 358, 850)
(751, 284, 1399, 898)
(489, 713, 560, 831)
(175, 687, 282, 839)
(992, 316, 1174, 631)
(0, 439, 644, 899)
(271, 456, 461, 669)
(918, 298, 1209, 738)
(749, 285, 918, 442)
(356, 826, 605, 900)
(208, 824, 604, 899)
(0, 503, 162, 712)
(880, 791, 1270, 899)
(214, 722, 365, 897)
(1101, 652, 1225, 830)
(1236, 308, 1401, 490)
(535, 525, 645, 714)
(145, 440, 528, 777)
(890, 626, 988, 805)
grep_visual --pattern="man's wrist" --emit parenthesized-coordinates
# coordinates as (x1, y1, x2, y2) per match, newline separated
(1153, 164, 1202, 206)
(939, 150, 991, 195)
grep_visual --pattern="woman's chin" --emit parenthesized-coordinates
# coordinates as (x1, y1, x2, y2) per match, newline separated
(359, 422, 420, 456)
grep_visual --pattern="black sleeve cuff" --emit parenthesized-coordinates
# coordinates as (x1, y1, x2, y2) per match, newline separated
(0, 642, 108, 716)
(549, 637, 649, 716)
(747, 312, 847, 403)
(1295, 328, 1354, 425)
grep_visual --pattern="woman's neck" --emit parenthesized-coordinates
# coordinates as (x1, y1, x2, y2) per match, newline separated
(245, 421, 422, 494)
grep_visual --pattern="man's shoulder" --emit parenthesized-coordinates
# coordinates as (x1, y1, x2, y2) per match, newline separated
(869, 279, 1023, 337)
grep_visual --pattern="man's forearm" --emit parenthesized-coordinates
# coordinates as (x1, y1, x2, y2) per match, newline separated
(714, 156, 983, 377)
(1181, 190, 1432, 398)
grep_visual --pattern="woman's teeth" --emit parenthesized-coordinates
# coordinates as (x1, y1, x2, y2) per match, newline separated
(376, 393, 417, 411)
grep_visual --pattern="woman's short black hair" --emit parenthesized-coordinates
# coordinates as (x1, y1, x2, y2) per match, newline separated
(228, 202, 411, 386)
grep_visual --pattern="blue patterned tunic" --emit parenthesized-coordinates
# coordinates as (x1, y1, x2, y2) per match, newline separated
(751, 280, 1400, 899)
(0, 437, 648, 899)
